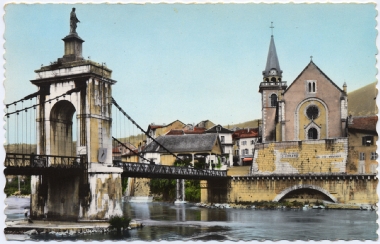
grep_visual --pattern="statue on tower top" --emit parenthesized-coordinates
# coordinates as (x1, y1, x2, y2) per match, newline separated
(70, 8, 80, 34)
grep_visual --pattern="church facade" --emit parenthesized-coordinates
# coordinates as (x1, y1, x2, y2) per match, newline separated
(252, 34, 350, 175)
(259, 35, 348, 143)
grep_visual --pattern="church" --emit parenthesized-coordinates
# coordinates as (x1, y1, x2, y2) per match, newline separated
(251, 34, 349, 175)
(260, 35, 348, 143)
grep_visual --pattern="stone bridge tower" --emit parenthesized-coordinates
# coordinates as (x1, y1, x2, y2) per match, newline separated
(30, 12, 123, 221)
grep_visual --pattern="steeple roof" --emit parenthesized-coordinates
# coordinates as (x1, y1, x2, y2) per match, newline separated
(263, 35, 282, 77)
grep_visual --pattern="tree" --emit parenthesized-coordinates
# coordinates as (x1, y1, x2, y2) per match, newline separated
(150, 178, 176, 201)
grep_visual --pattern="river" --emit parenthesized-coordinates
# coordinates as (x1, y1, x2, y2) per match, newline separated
(4, 197, 378, 241)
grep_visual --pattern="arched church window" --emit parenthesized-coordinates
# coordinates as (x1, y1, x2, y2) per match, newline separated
(271, 77, 276, 82)
(306, 105, 319, 120)
(278, 78, 281, 82)
(308, 128, 318, 139)
(270, 94, 277, 107)
(265, 78, 269, 82)
(306, 80, 317, 93)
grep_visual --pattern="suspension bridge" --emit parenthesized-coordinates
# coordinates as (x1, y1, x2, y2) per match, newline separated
(4, 94, 227, 178)
(3, 12, 227, 221)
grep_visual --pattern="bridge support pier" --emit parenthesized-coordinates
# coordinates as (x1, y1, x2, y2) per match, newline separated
(200, 179, 229, 204)
(175, 179, 187, 204)
(31, 174, 82, 221)
(79, 170, 123, 220)
(30, 166, 123, 221)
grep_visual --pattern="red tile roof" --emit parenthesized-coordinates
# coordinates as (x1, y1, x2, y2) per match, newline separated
(232, 128, 259, 139)
(149, 125, 163, 130)
(166, 128, 206, 135)
(166, 130, 185, 135)
(184, 130, 206, 134)
(348, 116, 377, 133)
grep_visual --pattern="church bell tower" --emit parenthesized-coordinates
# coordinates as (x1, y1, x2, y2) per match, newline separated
(259, 25, 287, 143)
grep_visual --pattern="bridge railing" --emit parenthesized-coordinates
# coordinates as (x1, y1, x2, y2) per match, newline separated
(121, 162, 227, 178)
(4, 153, 86, 169)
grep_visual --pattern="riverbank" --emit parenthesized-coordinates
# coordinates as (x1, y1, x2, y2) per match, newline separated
(195, 201, 377, 210)
(8, 193, 30, 198)
(5, 199, 377, 241)
(5, 219, 143, 236)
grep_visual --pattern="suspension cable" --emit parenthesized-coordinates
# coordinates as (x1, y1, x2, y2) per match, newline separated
(5, 85, 85, 117)
(16, 109, 19, 153)
(29, 99, 32, 153)
(113, 137, 152, 163)
(6, 105, 9, 152)
(21, 101, 24, 154)
(34, 102, 37, 154)
(112, 97, 184, 163)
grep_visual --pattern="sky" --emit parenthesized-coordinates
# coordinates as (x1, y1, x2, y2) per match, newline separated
(3, 3, 377, 130)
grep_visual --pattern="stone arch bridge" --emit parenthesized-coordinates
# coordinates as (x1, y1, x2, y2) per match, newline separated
(201, 174, 377, 204)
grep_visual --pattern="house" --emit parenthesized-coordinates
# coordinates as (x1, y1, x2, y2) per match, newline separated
(195, 120, 216, 130)
(146, 120, 186, 144)
(112, 141, 139, 163)
(165, 127, 206, 135)
(232, 128, 259, 166)
(347, 115, 378, 174)
(205, 125, 234, 167)
(142, 134, 224, 169)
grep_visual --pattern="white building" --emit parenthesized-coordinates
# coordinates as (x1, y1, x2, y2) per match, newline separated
(205, 125, 234, 167)
(232, 128, 259, 166)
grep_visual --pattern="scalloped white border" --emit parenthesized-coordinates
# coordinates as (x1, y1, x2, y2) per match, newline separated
(0, 1, 378, 244)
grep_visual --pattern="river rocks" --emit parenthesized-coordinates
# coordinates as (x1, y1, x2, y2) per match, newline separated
(7, 218, 143, 238)
(24, 229, 38, 235)
(195, 202, 299, 210)
(129, 219, 144, 228)
(196, 203, 255, 209)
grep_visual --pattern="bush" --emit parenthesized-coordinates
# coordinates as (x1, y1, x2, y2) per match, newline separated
(173, 159, 192, 167)
(5, 176, 31, 197)
(194, 158, 207, 169)
(108, 215, 131, 235)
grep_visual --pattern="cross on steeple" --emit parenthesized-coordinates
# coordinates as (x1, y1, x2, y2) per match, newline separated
(270, 22, 274, 36)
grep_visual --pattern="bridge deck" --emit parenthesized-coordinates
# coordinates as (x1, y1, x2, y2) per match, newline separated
(4, 153, 87, 176)
(231, 173, 377, 180)
(119, 162, 228, 180)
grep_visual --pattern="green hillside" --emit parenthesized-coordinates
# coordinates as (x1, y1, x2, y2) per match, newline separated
(224, 119, 260, 130)
(347, 82, 377, 116)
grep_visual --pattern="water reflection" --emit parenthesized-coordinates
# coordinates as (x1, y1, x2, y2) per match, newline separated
(5, 197, 378, 241)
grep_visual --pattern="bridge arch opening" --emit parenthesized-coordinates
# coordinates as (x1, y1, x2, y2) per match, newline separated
(49, 100, 76, 156)
(274, 185, 337, 203)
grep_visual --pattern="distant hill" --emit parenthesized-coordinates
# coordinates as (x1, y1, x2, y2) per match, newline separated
(347, 82, 377, 116)
(224, 119, 260, 130)
(223, 82, 378, 130)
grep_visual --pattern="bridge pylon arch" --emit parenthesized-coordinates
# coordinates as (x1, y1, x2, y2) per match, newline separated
(273, 184, 338, 203)
(48, 100, 76, 156)
(29, 19, 123, 221)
